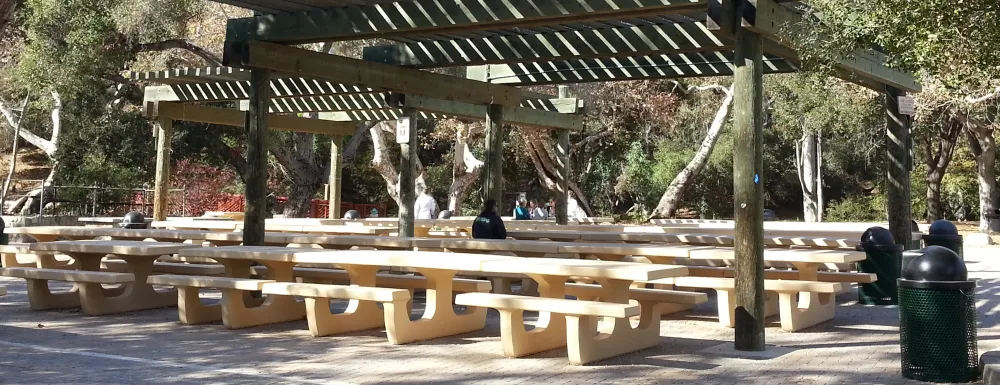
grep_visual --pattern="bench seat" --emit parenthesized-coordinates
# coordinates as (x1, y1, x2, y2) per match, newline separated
(146, 274, 279, 326)
(103, 260, 225, 276)
(456, 292, 638, 318)
(455, 292, 660, 365)
(665, 276, 843, 332)
(146, 275, 274, 290)
(664, 265, 875, 283)
(251, 266, 492, 293)
(0, 267, 134, 284)
(262, 282, 412, 339)
(0, 285, 6, 296)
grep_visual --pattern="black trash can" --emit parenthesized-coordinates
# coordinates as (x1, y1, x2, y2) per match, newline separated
(119, 211, 149, 229)
(923, 219, 964, 259)
(856, 226, 903, 305)
(898, 246, 978, 383)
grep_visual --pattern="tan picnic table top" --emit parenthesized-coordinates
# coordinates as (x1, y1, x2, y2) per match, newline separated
(179, 247, 516, 271)
(266, 224, 396, 235)
(687, 248, 866, 264)
(479, 257, 687, 282)
(286, 235, 416, 249)
(412, 238, 564, 254)
(26, 240, 198, 255)
(151, 221, 242, 230)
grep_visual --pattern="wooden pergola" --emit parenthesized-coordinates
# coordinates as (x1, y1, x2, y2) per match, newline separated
(138, 0, 920, 351)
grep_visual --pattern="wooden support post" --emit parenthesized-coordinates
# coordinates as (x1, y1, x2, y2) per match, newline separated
(482, 104, 505, 204)
(556, 85, 570, 225)
(152, 118, 173, 221)
(732, 27, 766, 350)
(244, 68, 270, 246)
(328, 136, 343, 219)
(885, 86, 914, 249)
(398, 107, 418, 237)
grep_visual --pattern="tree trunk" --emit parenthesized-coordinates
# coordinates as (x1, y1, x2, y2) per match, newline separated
(967, 124, 1000, 232)
(0, 94, 30, 210)
(816, 134, 824, 221)
(369, 122, 426, 209)
(43, 91, 61, 183)
(797, 131, 820, 222)
(650, 85, 734, 218)
(521, 129, 594, 215)
(924, 119, 961, 222)
(448, 123, 484, 215)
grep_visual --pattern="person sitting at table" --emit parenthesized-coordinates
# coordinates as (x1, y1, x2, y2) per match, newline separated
(529, 199, 547, 220)
(513, 198, 531, 220)
(567, 190, 588, 219)
(472, 199, 507, 239)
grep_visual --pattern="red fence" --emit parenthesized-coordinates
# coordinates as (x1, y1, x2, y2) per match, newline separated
(213, 195, 385, 218)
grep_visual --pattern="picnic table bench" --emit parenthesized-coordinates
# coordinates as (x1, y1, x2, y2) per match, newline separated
(0, 240, 198, 315)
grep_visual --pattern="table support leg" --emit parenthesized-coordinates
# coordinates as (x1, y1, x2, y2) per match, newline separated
(777, 292, 835, 331)
(383, 269, 486, 344)
(221, 261, 305, 329)
(177, 287, 221, 325)
(25, 279, 80, 310)
(78, 255, 177, 316)
(565, 279, 662, 365)
(306, 265, 386, 337)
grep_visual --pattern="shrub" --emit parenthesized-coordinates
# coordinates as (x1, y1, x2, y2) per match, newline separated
(825, 194, 887, 222)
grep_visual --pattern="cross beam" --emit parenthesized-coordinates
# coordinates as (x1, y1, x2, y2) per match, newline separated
(144, 101, 357, 136)
(257, 93, 582, 114)
(709, 0, 921, 93)
(363, 21, 729, 68)
(225, 0, 709, 45)
(142, 80, 374, 103)
(467, 52, 796, 85)
(226, 41, 522, 106)
(388, 94, 583, 130)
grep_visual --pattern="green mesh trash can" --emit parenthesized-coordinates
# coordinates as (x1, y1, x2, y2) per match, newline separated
(898, 246, 978, 383)
(923, 219, 963, 259)
(856, 227, 903, 305)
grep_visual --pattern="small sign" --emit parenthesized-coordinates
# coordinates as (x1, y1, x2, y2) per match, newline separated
(395, 117, 411, 144)
(898, 96, 916, 116)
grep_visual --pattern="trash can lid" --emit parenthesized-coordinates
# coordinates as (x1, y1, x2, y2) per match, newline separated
(860, 226, 895, 246)
(343, 210, 360, 220)
(119, 211, 145, 228)
(928, 219, 959, 236)
(437, 210, 452, 219)
(902, 245, 967, 281)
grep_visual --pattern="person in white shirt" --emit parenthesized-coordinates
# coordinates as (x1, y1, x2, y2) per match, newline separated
(566, 190, 588, 219)
(529, 199, 547, 220)
(413, 187, 439, 219)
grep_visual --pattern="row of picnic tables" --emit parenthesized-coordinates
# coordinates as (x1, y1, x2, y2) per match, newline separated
(0, 223, 878, 365)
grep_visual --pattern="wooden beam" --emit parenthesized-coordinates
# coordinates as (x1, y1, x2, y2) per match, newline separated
(482, 104, 504, 204)
(398, 108, 418, 237)
(229, 41, 521, 107)
(556, 87, 570, 225)
(152, 118, 173, 221)
(389, 94, 583, 130)
(142, 80, 374, 103)
(225, 0, 710, 45)
(466, 52, 797, 85)
(145, 102, 358, 136)
(244, 69, 269, 246)
(885, 86, 914, 249)
(741, 0, 921, 93)
(362, 22, 729, 68)
(731, 21, 766, 351)
(255, 93, 583, 116)
(328, 136, 343, 219)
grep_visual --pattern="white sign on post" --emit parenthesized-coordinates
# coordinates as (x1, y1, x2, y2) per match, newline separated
(395, 116, 411, 144)
(898, 96, 916, 116)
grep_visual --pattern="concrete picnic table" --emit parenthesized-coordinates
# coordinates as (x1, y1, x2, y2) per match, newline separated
(151, 220, 243, 231)
(177, 246, 516, 342)
(3, 226, 101, 242)
(506, 229, 859, 250)
(474, 257, 688, 364)
(25, 240, 198, 315)
(265, 224, 396, 236)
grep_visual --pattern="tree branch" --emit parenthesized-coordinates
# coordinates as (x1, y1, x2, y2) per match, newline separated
(134, 39, 223, 66)
(966, 86, 1000, 104)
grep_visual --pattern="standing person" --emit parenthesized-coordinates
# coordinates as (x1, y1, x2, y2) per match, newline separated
(472, 199, 507, 239)
(567, 190, 588, 219)
(414, 187, 439, 220)
(529, 199, 547, 220)
(513, 197, 531, 220)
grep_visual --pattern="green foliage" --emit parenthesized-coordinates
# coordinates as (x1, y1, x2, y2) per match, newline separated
(825, 194, 887, 222)
(56, 109, 154, 186)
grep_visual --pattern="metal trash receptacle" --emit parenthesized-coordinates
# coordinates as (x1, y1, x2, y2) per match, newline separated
(899, 246, 978, 383)
(923, 219, 964, 259)
(856, 226, 903, 305)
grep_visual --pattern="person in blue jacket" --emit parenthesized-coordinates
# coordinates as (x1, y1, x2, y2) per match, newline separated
(472, 200, 507, 239)
(513, 197, 531, 220)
